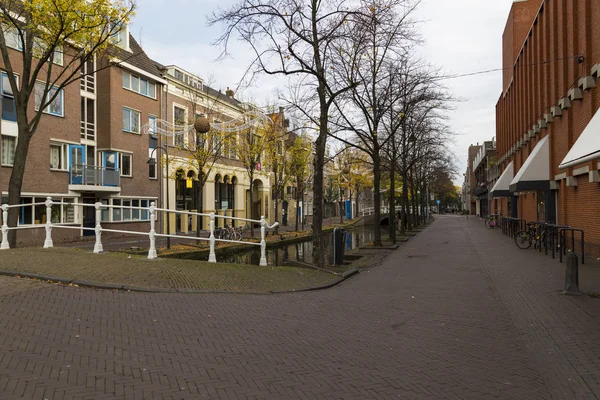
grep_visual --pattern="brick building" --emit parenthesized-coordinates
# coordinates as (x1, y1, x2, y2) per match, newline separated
(491, 0, 600, 255)
(156, 64, 273, 232)
(0, 27, 163, 245)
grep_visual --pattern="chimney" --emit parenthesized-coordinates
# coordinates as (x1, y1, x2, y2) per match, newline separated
(225, 87, 235, 97)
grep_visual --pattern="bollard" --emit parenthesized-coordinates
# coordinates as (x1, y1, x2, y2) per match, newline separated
(43, 197, 54, 248)
(260, 216, 267, 267)
(148, 202, 157, 259)
(208, 212, 216, 263)
(1, 203, 9, 250)
(93, 202, 103, 253)
(562, 252, 582, 296)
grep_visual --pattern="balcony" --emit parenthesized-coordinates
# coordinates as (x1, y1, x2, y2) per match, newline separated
(69, 165, 120, 192)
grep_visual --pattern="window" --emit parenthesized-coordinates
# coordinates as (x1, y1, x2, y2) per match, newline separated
(12, 196, 75, 225)
(2, 25, 22, 50)
(2, 72, 17, 122)
(148, 116, 157, 136)
(122, 71, 156, 99)
(106, 198, 152, 222)
(50, 143, 68, 170)
(120, 153, 132, 177)
(110, 22, 127, 49)
(34, 82, 63, 116)
(174, 106, 186, 146)
(1, 135, 16, 166)
(148, 149, 157, 179)
(122, 71, 130, 88)
(33, 39, 63, 65)
(122, 107, 141, 133)
(112, 199, 122, 221)
(123, 199, 131, 221)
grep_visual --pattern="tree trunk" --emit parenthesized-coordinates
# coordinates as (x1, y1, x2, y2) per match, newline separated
(274, 170, 279, 234)
(400, 167, 408, 234)
(312, 109, 328, 268)
(7, 128, 33, 248)
(249, 173, 255, 238)
(388, 161, 396, 243)
(372, 145, 382, 247)
(295, 177, 301, 232)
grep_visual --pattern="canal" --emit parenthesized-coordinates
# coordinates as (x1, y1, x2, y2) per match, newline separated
(220, 225, 378, 266)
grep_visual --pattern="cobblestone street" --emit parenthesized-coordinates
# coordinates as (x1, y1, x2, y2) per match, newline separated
(1, 215, 599, 399)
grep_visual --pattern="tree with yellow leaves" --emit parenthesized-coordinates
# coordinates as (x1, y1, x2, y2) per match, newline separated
(0, 0, 135, 247)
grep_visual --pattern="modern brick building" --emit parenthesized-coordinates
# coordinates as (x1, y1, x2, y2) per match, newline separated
(491, 0, 600, 255)
(0, 27, 164, 245)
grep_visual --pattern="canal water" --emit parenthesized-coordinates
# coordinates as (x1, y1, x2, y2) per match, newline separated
(220, 225, 378, 266)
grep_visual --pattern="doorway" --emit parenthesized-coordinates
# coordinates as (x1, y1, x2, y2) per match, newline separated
(82, 196, 95, 236)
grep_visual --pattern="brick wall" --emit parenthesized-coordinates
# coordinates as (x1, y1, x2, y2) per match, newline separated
(496, 0, 600, 258)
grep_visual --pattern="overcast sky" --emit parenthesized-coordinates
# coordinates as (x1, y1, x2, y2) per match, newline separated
(132, 0, 515, 184)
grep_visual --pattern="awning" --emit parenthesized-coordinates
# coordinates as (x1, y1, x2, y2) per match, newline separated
(559, 107, 600, 169)
(509, 135, 550, 192)
(489, 161, 513, 197)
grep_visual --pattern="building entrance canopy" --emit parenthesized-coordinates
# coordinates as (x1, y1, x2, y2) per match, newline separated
(509, 135, 550, 192)
(490, 161, 514, 197)
(559, 107, 600, 169)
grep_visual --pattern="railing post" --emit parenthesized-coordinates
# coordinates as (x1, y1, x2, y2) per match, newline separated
(93, 202, 103, 253)
(260, 215, 267, 267)
(1, 203, 9, 250)
(148, 202, 157, 259)
(208, 212, 216, 263)
(43, 197, 54, 248)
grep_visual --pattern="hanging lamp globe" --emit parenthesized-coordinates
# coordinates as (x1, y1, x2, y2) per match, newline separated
(194, 116, 211, 134)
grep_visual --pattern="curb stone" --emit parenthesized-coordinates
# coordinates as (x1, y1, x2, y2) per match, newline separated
(0, 267, 359, 295)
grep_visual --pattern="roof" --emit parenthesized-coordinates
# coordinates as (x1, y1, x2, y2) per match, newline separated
(151, 60, 243, 109)
(110, 34, 163, 80)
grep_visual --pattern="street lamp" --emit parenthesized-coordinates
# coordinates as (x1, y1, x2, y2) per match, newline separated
(148, 145, 170, 249)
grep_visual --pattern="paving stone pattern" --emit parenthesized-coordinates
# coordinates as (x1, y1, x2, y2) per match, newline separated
(1, 215, 599, 399)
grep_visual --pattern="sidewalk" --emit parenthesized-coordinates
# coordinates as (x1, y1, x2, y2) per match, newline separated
(0, 215, 599, 399)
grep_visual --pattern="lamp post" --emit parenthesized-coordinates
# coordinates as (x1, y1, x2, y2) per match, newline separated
(148, 145, 170, 249)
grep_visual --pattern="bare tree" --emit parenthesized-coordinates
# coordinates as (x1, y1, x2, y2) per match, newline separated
(209, 0, 365, 266)
(329, 0, 419, 246)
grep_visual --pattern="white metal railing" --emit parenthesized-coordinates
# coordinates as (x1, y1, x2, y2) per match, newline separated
(361, 205, 403, 216)
(1, 197, 279, 266)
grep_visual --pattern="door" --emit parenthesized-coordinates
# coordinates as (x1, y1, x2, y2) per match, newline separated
(103, 151, 118, 186)
(82, 197, 95, 236)
(69, 145, 86, 184)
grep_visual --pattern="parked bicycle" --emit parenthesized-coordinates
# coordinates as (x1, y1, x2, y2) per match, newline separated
(485, 214, 500, 229)
(212, 224, 246, 241)
(514, 222, 545, 249)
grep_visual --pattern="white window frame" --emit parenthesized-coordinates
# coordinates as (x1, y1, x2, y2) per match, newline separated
(2, 24, 22, 51)
(122, 107, 141, 134)
(1, 134, 17, 166)
(119, 152, 132, 177)
(173, 104, 187, 146)
(104, 198, 152, 223)
(49, 142, 68, 171)
(148, 148, 157, 179)
(122, 70, 157, 99)
(34, 81, 64, 117)
(1, 72, 18, 123)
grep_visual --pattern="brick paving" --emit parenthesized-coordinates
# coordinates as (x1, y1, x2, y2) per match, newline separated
(0, 248, 337, 293)
(0, 215, 599, 399)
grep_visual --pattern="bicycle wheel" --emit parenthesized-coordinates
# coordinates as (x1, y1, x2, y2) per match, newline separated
(514, 231, 532, 249)
(485, 219, 494, 229)
(234, 231, 242, 241)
